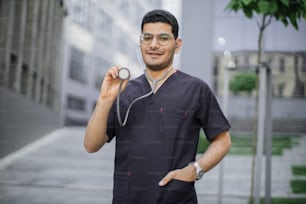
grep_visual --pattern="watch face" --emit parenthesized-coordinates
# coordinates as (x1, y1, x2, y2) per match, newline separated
(198, 170, 204, 179)
(194, 162, 204, 180)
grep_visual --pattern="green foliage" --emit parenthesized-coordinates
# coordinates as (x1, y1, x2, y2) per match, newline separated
(260, 197, 306, 204)
(228, 135, 298, 155)
(291, 180, 306, 193)
(225, 0, 306, 30)
(292, 165, 306, 176)
(197, 132, 209, 153)
(197, 134, 301, 155)
(229, 72, 256, 93)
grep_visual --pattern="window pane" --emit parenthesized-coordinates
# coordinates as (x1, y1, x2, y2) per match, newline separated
(69, 47, 87, 83)
(67, 95, 86, 111)
(94, 57, 111, 89)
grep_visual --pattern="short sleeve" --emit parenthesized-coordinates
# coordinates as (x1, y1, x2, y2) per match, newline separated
(197, 84, 231, 141)
(106, 103, 117, 142)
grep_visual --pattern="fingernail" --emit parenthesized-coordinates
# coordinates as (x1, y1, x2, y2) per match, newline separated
(159, 181, 164, 186)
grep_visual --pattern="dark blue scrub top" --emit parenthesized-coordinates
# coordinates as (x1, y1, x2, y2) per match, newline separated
(107, 70, 230, 204)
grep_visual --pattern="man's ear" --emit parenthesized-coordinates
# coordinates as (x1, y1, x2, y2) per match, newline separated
(175, 38, 182, 53)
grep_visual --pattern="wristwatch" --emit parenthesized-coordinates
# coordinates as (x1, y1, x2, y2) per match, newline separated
(189, 161, 205, 180)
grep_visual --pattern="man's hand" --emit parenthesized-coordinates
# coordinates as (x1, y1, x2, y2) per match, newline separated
(158, 164, 196, 186)
(99, 66, 129, 101)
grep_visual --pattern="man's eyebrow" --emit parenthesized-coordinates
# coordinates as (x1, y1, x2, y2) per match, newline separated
(158, 33, 171, 35)
(142, 32, 171, 35)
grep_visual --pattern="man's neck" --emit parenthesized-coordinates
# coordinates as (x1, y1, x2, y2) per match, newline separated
(145, 66, 173, 80)
(145, 66, 176, 93)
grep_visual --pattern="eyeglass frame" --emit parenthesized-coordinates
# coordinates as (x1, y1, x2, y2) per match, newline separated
(139, 33, 175, 46)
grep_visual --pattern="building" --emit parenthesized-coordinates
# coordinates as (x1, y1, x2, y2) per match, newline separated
(214, 51, 306, 98)
(180, 0, 306, 132)
(212, 0, 306, 98)
(61, 0, 162, 125)
(0, 0, 67, 157)
(1, 0, 304, 160)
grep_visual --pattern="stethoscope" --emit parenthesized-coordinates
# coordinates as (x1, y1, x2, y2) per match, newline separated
(116, 67, 173, 126)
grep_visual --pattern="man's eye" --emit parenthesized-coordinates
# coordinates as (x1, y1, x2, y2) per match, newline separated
(159, 35, 170, 41)
(143, 35, 153, 41)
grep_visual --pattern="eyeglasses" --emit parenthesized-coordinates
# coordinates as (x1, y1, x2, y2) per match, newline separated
(140, 33, 174, 46)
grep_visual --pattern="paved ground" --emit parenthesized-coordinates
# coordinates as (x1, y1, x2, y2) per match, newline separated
(0, 127, 305, 204)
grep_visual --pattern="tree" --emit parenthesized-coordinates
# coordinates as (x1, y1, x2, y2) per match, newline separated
(229, 72, 257, 94)
(225, 0, 306, 63)
(225, 1, 306, 203)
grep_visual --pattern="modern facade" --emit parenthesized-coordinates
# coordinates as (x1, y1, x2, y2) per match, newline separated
(212, 0, 306, 98)
(61, 0, 162, 125)
(213, 0, 306, 132)
(180, 0, 306, 132)
(1, 0, 305, 160)
(214, 51, 306, 98)
(0, 0, 67, 157)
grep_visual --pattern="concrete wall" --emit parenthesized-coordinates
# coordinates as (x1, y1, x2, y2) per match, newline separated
(180, 0, 214, 87)
(222, 96, 306, 133)
(0, 87, 60, 158)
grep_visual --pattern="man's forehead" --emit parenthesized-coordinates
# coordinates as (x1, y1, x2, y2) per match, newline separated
(142, 22, 172, 34)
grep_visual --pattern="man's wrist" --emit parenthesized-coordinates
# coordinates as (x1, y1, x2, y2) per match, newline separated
(188, 161, 205, 180)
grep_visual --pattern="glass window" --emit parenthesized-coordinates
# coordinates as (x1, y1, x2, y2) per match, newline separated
(94, 57, 111, 89)
(97, 9, 113, 45)
(302, 54, 306, 73)
(20, 63, 29, 95)
(8, 54, 17, 90)
(267, 56, 273, 68)
(71, 0, 92, 31)
(244, 54, 249, 65)
(279, 58, 285, 72)
(69, 47, 87, 84)
(233, 55, 238, 66)
(67, 95, 86, 111)
(278, 83, 285, 98)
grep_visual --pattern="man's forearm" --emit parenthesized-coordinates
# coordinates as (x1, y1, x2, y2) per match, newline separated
(84, 98, 114, 153)
(158, 131, 231, 186)
(198, 131, 231, 172)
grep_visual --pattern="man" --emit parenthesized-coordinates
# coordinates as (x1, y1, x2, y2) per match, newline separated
(84, 9, 231, 204)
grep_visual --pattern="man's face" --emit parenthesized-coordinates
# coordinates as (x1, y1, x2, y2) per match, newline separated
(140, 22, 180, 71)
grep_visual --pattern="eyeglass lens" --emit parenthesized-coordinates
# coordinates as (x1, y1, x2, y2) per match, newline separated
(140, 33, 173, 45)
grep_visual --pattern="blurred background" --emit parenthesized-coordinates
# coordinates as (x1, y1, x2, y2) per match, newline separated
(0, 0, 305, 203)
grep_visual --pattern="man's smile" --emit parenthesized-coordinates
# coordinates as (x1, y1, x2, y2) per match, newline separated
(146, 51, 163, 57)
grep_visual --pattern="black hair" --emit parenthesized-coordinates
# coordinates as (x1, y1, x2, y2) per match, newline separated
(141, 9, 179, 39)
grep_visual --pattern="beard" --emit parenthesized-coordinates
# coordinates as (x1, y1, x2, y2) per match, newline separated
(146, 64, 168, 71)
(144, 56, 175, 72)
(140, 46, 176, 71)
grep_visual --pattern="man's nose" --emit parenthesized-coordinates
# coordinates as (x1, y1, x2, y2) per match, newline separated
(150, 37, 159, 47)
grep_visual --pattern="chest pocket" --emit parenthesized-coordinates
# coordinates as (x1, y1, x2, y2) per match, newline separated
(161, 107, 188, 139)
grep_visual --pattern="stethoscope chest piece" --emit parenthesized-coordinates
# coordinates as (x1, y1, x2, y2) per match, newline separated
(118, 67, 130, 80)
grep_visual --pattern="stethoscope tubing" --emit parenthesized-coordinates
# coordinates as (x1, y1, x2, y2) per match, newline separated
(116, 80, 154, 126)
(116, 67, 172, 126)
